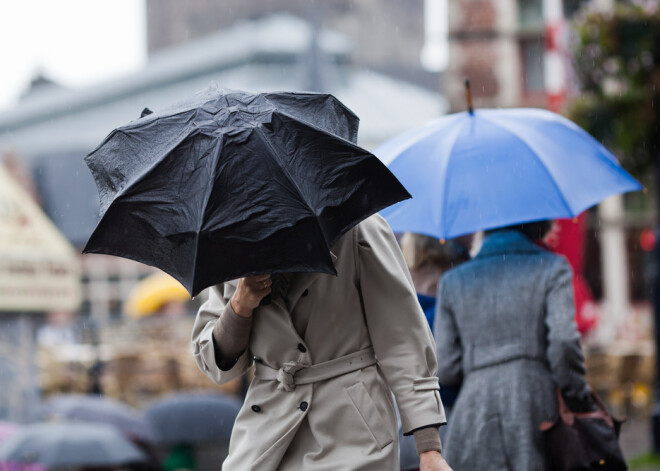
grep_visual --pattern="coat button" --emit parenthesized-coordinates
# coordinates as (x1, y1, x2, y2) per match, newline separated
(253, 356, 263, 364)
(251, 405, 261, 413)
(297, 343, 307, 353)
(299, 401, 308, 412)
(302, 289, 309, 297)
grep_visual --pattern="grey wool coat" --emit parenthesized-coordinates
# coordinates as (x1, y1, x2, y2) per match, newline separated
(192, 215, 446, 470)
(434, 230, 591, 471)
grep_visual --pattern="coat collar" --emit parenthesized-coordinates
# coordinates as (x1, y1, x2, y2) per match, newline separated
(289, 251, 337, 306)
(273, 251, 338, 313)
(475, 230, 545, 259)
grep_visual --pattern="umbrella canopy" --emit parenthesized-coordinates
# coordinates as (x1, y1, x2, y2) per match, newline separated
(40, 394, 154, 442)
(84, 83, 409, 295)
(0, 422, 146, 467)
(376, 108, 642, 240)
(124, 272, 190, 318)
(144, 392, 241, 444)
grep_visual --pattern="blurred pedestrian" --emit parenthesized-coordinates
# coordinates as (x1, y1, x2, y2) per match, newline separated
(434, 221, 594, 470)
(401, 233, 473, 330)
(399, 233, 472, 471)
(192, 215, 451, 470)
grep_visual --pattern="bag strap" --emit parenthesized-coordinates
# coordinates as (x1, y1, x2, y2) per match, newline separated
(555, 388, 575, 425)
(555, 388, 614, 428)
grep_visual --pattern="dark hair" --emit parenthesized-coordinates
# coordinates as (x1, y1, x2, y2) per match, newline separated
(486, 220, 553, 241)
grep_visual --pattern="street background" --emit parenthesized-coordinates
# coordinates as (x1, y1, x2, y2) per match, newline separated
(0, 0, 658, 469)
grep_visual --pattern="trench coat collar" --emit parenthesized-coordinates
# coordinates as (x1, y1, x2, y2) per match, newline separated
(475, 230, 545, 259)
(275, 251, 338, 313)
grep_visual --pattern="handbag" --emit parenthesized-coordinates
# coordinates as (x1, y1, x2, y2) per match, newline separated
(539, 388, 627, 470)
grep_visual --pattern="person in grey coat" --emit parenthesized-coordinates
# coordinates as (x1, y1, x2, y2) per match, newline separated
(434, 221, 594, 470)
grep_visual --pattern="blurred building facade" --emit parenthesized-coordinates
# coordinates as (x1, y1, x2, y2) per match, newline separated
(145, 0, 441, 90)
(443, 0, 591, 111)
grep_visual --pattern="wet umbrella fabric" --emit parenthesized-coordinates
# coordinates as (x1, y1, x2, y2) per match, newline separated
(40, 394, 155, 442)
(376, 108, 641, 240)
(143, 393, 241, 444)
(84, 84, 409, 295)
(0, 422, 146, 466)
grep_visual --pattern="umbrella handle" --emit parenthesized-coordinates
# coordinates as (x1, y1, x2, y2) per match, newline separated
(465, 79, 474, 115)
(259, 295, 272, 306)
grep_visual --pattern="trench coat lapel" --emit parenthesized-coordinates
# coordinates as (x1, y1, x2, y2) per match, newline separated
(285, 252, 338, 312)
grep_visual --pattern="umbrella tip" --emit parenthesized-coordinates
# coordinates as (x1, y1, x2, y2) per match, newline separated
(464, 79, 474, 116)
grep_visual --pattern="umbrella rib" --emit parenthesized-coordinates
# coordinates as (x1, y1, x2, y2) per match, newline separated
(440, 115, 471, 238)
(267, 94, 360, 143)
(191, 133, 226, 292)
(276, 110, 357, 146)
(478, 114, 574, 216)
(91, 127, 196, 215)
(378, 114, 462, 166)
(254, 127, 323, 235)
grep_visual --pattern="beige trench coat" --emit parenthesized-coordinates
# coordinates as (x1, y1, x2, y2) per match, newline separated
(192, 215, 446, 470)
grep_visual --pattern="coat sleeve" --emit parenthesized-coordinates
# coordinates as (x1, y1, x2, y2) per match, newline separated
(434, 275, 463, 385)
(357, 215, 446, 434)
(191, 282, 253, 385)
(545, 257, 592, 406)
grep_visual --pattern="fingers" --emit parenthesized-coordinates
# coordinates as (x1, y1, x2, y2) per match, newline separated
(247, 274, 271, 283)
(243, 275, 272, 291)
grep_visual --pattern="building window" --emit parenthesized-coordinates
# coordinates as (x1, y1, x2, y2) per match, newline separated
(563, 0, 590, 18)
(521, 38, 545, 93)
(518, 0, 544, 29)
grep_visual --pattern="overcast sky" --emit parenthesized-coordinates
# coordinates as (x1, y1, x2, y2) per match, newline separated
(0, 0, 146, 111)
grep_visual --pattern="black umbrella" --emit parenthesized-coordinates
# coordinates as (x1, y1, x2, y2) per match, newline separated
(39, 394, 155, 442)
(83, 84, 409, 295)
(143, 392, 241, 444)
(0, 422, 146, 467)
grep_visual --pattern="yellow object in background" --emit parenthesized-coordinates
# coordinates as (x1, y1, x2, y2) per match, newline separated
(124, 272, 190, 318)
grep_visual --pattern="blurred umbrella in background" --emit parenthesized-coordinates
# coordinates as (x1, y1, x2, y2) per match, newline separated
(144, 392, 241, 444)
(0, 422, 146, 467)
(83, 83, 409, 296)
(376, 99, 641, 240)
(124, 272, 190, 318)
(39, 394, 154, 443)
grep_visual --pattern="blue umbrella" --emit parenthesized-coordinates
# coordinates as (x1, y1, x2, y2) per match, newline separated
(376, 107, 642, 240)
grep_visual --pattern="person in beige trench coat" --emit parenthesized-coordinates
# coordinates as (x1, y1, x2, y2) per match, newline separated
(192, 215, 450, 470)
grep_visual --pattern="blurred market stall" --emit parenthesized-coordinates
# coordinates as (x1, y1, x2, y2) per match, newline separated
(0, 163, 81, 421)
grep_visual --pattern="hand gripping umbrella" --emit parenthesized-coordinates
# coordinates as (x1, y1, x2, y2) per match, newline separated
(84, 84, 409, 295)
